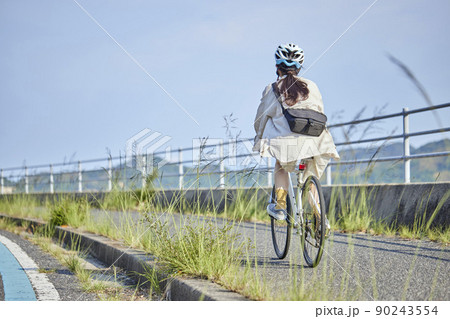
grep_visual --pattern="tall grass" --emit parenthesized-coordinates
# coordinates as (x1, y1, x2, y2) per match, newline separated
(1, 179, 448, 245)
(48, 196, 89, 228)
(328, 185, 393, 236)
(0, 194, 48, 220)
(142, 213, 246, 278)
(398, 189, 450, 241)
(223, 188, 270, 222)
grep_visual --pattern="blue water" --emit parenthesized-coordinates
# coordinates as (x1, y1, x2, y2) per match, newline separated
(0, 241, 36, 301)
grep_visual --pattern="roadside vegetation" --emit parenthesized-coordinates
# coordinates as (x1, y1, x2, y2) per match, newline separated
(0, 172, 448, 301)
(96, 181, 449, 245)
(0, 177, 448, 245)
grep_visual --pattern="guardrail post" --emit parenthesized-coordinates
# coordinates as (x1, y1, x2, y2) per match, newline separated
(219, 141, 225, 188)
(141, 154, 147, 189)
(403, 107, 410, 183)
(108, 157, 113, 192)
(178, 148, 183, 189)
(1, 169, 4, 195)
(25, 166, 29, 194)
(49, 164, 54, 194)
(125, 155, 129, 191)
(326, 165, 332, 186)
(267, 157, 273, 187)
(78, 161, 83, 193)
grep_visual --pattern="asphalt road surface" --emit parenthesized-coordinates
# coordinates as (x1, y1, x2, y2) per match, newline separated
(91, 209, 450, 300)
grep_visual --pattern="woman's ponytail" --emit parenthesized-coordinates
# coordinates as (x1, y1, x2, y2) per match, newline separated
(278, 68, 309, 106)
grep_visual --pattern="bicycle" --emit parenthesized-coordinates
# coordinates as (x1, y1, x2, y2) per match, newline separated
(268, 158, 327, 267)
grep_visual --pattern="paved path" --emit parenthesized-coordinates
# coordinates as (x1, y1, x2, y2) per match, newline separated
(91, 209, 450, 300)
(0, 238, 38, 300)
(0, 230, 97, 301)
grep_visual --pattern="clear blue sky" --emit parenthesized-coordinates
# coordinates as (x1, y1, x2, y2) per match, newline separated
(1, 0, 449, 169)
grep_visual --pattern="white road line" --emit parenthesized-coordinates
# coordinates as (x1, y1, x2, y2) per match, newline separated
(0, 234, 60, 301)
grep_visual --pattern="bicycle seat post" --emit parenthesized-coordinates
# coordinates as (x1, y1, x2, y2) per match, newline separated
(297, 161, 307, 187)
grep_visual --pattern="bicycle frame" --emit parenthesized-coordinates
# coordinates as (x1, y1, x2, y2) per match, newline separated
(287, 165, 305, 232)
(269, 159, 319, 232)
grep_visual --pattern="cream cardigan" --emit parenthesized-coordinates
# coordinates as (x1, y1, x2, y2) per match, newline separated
(253, 76, 340, 179)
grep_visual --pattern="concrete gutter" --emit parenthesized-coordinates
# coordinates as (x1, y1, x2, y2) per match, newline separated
(0, 213, 247, 301)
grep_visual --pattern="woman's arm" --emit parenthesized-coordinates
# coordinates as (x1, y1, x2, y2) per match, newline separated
(254, 85, 273, 138)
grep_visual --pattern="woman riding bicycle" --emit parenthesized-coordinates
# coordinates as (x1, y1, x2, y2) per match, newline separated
(253, 43, 340, 223)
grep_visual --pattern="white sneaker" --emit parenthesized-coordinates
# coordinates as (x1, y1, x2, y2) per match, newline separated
(267, 203, 286, 220)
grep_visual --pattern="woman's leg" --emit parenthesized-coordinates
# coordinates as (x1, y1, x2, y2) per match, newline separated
(274, 160, 289, 191)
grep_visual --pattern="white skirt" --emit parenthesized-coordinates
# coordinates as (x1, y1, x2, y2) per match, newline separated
(253, 129, 340, 179)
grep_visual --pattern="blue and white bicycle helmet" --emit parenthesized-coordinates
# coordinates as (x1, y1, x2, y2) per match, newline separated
(275, 43, 304, 70)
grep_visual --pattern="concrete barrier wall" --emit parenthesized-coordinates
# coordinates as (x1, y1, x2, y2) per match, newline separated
(1, 182, 448, 227)
(322, 183, 449, 227)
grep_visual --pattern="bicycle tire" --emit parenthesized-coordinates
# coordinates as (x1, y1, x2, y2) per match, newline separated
(270, 185, 292, 259)
(301, 175, 326, 267)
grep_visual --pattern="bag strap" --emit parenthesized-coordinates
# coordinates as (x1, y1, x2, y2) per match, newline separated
(271, 82, 286, 113)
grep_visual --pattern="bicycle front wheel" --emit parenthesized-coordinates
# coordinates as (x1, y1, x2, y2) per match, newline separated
(301, 175, 326, 267)
(270, 185, 292, 259)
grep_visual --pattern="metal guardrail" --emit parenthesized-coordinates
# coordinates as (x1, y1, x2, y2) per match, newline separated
(1, 103, 449, 194)
(326, 104, 450, 184)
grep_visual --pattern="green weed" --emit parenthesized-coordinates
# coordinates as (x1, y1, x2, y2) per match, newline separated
(48, 196, 89, 228)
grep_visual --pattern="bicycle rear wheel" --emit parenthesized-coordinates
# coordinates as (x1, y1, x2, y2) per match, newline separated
(301, 176, 326, 267)
(270, 185, 292, 259)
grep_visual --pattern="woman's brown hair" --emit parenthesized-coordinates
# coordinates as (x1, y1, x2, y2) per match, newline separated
(277, 67, 309, 106)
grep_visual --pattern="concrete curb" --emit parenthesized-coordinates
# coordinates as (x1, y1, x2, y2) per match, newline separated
(0, 213, 248, 301)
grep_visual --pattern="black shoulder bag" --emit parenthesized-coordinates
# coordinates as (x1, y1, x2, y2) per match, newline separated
(272, 82, 327, 137)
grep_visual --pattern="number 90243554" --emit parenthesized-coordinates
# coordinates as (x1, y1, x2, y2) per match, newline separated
(375, 305, 438, 316)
